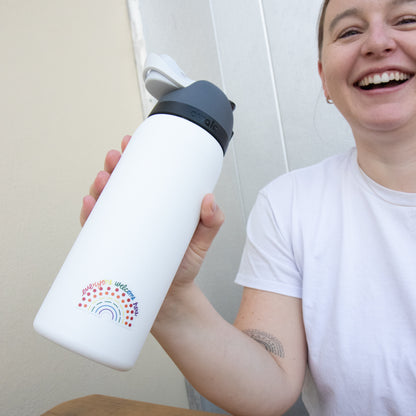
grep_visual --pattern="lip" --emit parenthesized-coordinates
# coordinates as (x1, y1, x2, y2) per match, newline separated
(354, 78, 413, 97)
(352, 67, 415, 94)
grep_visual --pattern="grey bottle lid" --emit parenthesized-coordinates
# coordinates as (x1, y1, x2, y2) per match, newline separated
(148, 81, 234, 155)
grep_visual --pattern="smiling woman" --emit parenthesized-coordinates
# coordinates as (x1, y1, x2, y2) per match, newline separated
(79, 0, 416, 415)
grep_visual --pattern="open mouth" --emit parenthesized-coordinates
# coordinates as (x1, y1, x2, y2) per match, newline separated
(355, 71, 414, 91)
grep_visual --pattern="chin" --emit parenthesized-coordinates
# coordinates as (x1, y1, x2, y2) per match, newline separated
(348, 106, 415, 134)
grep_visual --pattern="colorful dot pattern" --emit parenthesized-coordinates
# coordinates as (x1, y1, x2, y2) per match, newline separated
(78, 284, 136, 328)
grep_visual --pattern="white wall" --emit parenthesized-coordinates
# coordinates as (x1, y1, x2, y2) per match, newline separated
(0, 1, 189, 415)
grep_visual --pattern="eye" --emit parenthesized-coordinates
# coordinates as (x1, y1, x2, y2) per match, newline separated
(338, 28, 361, 39)
(395, 15, 416, 26)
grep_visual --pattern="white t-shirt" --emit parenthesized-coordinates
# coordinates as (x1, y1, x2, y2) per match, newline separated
(235, 148, 416, 415)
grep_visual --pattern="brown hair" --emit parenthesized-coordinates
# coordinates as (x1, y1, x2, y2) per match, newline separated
(318, 0, 331, 60)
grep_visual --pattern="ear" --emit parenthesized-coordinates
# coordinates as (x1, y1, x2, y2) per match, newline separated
(318, 60, 329, 98)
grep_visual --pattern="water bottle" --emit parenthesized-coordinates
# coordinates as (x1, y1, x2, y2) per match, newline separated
(33, 54, 235, 371)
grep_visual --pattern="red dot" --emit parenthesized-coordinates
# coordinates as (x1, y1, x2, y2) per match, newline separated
(107, 287, 111, 291)
(78, 303, 82, 307)
(127, 299, 131, 302)
(125, 322, 128, 325)
(84, 304, 87, 308)
(122, 293, 125, 297)
(111, 293, 115, 296)
(124, 304, 128, 308)
(82, 297, 86, 301)
(115, 288, 119, 292)
(129, 324, 132, 327)
(130, 317, 133, 320)
(88, 299, 91, 302)
(126, 310, 129, 314)
(93, 289, 97, 292)
(105, 292, 109, 295)
(129, 304, 132, 307)
(93, 295, 97, 298)
(99, 287, 103, 291)
(99, 292, 103, 296)
(117, 295, 120, 299)
(87, 292, 91, 296)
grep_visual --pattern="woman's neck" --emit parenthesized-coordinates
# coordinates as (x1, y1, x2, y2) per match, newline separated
(355, 129, 416, 193)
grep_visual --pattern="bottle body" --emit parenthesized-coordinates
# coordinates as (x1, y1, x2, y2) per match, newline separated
(33, 114, 224, 370)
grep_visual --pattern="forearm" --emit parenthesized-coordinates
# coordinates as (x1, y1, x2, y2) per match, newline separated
(151, 283, 299, 416)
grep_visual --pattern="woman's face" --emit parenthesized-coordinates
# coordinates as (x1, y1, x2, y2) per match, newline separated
(318, 0, 416, 137)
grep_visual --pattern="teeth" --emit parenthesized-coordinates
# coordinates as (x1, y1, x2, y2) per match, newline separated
(374, 74, 382, 84)
(358, 71, 411, 87)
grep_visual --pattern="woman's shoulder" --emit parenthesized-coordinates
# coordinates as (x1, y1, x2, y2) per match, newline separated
(261, 148, 355, 198)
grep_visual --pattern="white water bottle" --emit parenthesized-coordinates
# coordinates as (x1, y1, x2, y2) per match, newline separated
(33, 54, 234, 371)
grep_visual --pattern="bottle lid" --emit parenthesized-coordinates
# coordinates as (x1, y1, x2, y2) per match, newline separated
(143, 54, 234, 154)
(149, 81, 234, 154)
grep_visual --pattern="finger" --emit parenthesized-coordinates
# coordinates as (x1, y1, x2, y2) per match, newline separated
(190, 194, 225, 255)
(121, 135, 131, 153)
(89, 170, 110, 200)
(104, 149, 121, 174)
(80, 195, 96, 226)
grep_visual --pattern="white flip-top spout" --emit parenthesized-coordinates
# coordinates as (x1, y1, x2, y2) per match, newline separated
(143, 53, 195, 100)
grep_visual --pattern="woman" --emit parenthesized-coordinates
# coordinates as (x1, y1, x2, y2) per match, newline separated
(81, 0, 416, 414)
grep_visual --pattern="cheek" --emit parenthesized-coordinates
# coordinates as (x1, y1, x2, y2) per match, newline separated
(321, 56, 349, 99)
(320, 65, 338, 97)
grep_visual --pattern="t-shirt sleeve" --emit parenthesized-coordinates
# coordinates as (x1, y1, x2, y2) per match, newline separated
(235, 183, 302, 298)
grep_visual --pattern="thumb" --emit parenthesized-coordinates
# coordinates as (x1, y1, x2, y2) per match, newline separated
(189, 194, 224, 256)
(171, 194, 224, 284)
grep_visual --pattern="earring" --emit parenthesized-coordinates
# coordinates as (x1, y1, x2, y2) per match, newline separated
(326, 96, 333, 104)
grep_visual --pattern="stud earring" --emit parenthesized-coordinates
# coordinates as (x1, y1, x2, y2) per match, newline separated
(326, 96, 333, 104)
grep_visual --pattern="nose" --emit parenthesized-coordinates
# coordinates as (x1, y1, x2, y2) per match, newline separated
(361, 23, 396, 57)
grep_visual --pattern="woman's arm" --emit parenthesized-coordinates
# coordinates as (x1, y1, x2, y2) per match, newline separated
(81, 136, 307, 416)
(152, 284, 307, 416)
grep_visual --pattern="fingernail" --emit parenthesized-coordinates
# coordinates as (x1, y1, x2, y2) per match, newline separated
(211, 200, 217, 214)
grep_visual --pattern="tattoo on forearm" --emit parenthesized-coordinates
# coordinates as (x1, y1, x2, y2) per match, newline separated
(243, 329, 285, 358)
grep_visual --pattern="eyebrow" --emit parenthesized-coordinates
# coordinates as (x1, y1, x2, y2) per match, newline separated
(328, 0, 416, 34)
(329, 8, 359, 34)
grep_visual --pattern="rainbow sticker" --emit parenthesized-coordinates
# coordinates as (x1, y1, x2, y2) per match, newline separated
(78, 280, 139, 328)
